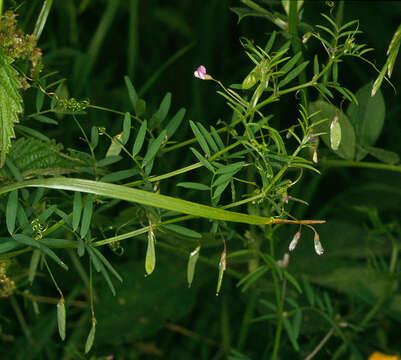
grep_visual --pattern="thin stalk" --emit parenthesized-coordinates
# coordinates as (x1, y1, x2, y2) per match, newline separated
(269, 234, 283, 360)
(320, 159, 401, 173)
(10, 295, 34, 344)
(288, 0, 308, 107)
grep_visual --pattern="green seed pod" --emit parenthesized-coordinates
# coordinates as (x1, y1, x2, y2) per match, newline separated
(57, 298, 66, 341)
(330, 115, 341, 151)
(216, 249, 226, 296)
(145, 230, 156, 275)
(85, 319, 96, 354)
(242, 70, 259, 90)
(187, 246, 200, 288)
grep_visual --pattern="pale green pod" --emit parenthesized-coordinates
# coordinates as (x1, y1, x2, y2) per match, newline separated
(242, 67, 259, 90)
(216, 250, 226, 296)
(85, 319, 96, 354)
(57, 298, 66, 341)
(330, 116, 341, 151)
(145, 230, 156, 275)
(187, 246, 200, 288)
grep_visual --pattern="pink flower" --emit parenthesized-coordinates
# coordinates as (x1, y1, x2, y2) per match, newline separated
(194, 65, 212, 80)
(283, 195, 292, 204)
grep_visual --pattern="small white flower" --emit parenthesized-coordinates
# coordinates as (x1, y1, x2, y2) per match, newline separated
(314, 233, 324, 255)
(289, 231, 301, 251)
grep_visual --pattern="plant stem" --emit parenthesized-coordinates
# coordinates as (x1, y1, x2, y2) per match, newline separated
(320, 159, 401, 173)
(305, 328, 335, 360)
(269, 233, 283, 360)
(288, 0, 308, 107)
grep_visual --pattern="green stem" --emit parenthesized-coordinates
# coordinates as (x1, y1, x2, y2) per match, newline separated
(10, 295, 34, 344)
(0, 0, 3, 16)
(288, 0, 307, 107)
(237, 289, 258, 351)
(125, 141, 242, 187)
(320, 159, 401, 173)
(269, 234, 283, 360)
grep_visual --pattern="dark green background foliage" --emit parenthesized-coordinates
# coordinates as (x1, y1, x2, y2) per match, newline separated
(1, 1, 401, 359)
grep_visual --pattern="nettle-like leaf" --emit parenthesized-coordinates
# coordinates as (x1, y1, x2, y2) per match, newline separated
(0, 54, 23, 167)
(0, 137, 93, 181)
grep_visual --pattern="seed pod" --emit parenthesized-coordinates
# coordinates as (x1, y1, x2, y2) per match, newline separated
(85, 319, 96, 354)
(187, 246, 200, 288)
(242, 71, 259, 90)
(57, 298, 66, 341)
(330, 115, 341, 151)
(145, 229, 156, 275)
(216, 248, 226, 296)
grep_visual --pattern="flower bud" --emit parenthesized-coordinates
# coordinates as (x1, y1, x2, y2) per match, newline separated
(314, 232, 324, 255)
(289, 231, 301, 251)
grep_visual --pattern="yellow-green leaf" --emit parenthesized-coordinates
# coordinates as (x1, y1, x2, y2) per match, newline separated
(0, 55, 23, 167)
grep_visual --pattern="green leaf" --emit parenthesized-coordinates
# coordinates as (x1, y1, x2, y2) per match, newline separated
(310, 100, 355, 160)
(33, 0, 54, 39)
(163, 224, 202, 239)
(87, 245, 116, 295)
(313, 54, 319, 76)
(216, 162, 245, 175)
(190, 147, 215, 173)
(32, 115, 58, 125)
(106, 133, 123, 157)
(40, 245, 69, 270)
(143, 130, 167, 166)
(346, 81, 386, 160)
(187, 246, 200, 288)
(13, 234, 40, 248)
(280, 51, 302, 75)
(278, 61, 309, 88)
(91, 126, 99, 149)
(72, 192, 82, 231)
(100, 168, 138, 183)
(210, 126, 225, 151)
(197, 122, 219, 154)
(237, 266, 268, 292)
(85, 320, 96, 354)
(122, 112, 131, 145)
(283, 270, 302, 293)
(0, 54, 23, 167)
(124, 76, 138, 114)
(145, 230, 156, 275)
(132, 120, 147, 156)
(0, 177, 276, 225)
(80, 195, 93, 239)
(57, 298, 66, 341)
(177, 182, 210, 191)
(264, 30, 277, 53)
(29, 249, 41, 284)
(0, 137, 92, 181)
(6, 190, 18, 234)
(283, 317, 300, 351)
(154, 92, 171, 124)
(189, 121, 210, 157)
(213, 181, 231, 200)
(166, 108, 185, 139)
(366, 146, 400, 164)
(90, 246, 123, 282)
(302, 275, 315, 306)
